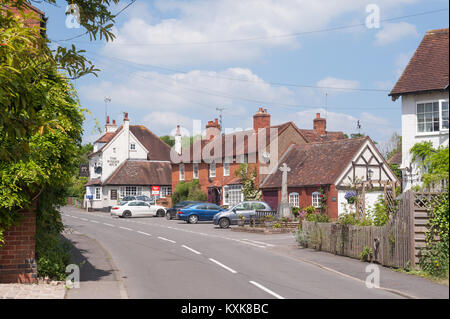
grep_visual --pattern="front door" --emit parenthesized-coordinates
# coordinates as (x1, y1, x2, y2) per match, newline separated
(208, 187, 221, 206)
(263, 191, 279, 211)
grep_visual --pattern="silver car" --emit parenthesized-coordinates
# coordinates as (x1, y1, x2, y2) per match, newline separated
(213, 201, 273, 228)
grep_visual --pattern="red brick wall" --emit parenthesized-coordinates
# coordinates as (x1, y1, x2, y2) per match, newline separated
(0, 209, 37, 283)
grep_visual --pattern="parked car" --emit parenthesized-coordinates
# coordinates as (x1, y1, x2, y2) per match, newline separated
(111, 200, 167, 218)
(118, 195, 155, 205)
(213, 201, 273, 228)
(165, 201, 203, 220)
(177, 203, 225, 224)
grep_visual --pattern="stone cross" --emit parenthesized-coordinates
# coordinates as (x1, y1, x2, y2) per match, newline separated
(277, 163, 292, 219)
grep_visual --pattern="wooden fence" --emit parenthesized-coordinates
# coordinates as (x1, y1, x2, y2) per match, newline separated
(301, 191, 439, 269)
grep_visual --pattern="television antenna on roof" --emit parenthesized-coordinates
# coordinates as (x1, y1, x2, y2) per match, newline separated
(216, 107, 226, 133)
(104, 97, 111, 123)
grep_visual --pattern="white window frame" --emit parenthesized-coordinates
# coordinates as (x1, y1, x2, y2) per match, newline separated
(312, 191, 320, 208)
(179, 164, 185, 181)
(223, 185, 243, 206)
(223, 162, 230, 176)
(160, 186, 172, 198)
(119, 186, 143, 199)
(193, 163, 199, 179)
(416, 99, 449, 135)
(289, 192, 299, 208)
(130, 143, 136, 150)
(95, 187, 101, 200)
(209, 162, 216, 178)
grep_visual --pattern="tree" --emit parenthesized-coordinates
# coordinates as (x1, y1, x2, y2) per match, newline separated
(171, 180, 207, 205)
(410, 142, 449, 188)
(235, 164, 261, 201)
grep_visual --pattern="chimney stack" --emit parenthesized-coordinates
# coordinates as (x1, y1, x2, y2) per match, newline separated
(206, 118, 221, 141)
(313, 113, 326, 135)
(253, 107, 270, 132)
(105, 116, 118, 133)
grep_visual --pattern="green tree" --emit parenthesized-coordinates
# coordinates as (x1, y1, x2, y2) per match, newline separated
(235, 164, 261, 201)
(171, 180, 207, 205)
(410, 142, 449, 188)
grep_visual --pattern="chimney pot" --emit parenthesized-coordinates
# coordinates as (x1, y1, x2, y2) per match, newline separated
(124, 112, 129, 121)
(313, 113, 326, 135)
(316, 113, 320, 118)
(106, 116, 110, 124)
(113, 119, 116, 125)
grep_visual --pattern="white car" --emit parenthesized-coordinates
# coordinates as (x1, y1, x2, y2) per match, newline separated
(111, 200, 167, 218)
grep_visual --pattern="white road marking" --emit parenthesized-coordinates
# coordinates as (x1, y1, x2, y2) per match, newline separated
(209, 258, 237, 274)
(137, 231, 151, 236)
(158, 236, 176, 243)
(72, 216, 79, 219)
(249, 281, 285, 299)
(103, 223, 115, 227)
(181, 245, 201, 255)
(242, 239, 274, 247)
(80, 218, 88, 221)
(89, 220, 100, 224)
(119, 227, 133, 231)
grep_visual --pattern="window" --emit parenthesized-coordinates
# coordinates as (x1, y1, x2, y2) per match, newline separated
(223, 162, 230, 176)
(312, 192, 320, 208)
(119, 186, 143, 198)
(209, 162, 216, 177)
(235, 202, 251, 211)
(289, 192, 299, 208)
(193, 163, 199, 179)
(130, 143, 136, 150)
(223, 185, 243, 206)
(417, 100, 449, 133)
(179, 164, 185, 181)
(252, 202, 267, 210)
(110, 189, 118, 200)
(95, 187, 101, 200)
(160, 186, 172, 198)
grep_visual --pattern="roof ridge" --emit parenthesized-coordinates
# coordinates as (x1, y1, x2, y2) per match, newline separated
(426, 28, 449, 34)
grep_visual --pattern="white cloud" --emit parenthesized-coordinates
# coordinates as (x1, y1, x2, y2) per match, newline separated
(374, 22, 418, 46)
(143, 111, 195, 134)
(102, 0, 417, 66)
(316, 77, 360, 94)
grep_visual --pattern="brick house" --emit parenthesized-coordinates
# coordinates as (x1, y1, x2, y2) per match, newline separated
(0, 2, 45, 283)
(171, 108, 345, 207)
(259, 137, 400, 218)
(389, 28, 449, 191)
(85, 113, 172, 210)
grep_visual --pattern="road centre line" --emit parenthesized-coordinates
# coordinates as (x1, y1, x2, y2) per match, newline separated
(137, 231, 152, 236)
(249, 281, 285, 299)
(158, 236, 176, 243)
(119, 227, 133, 231)
(181, 245, 202, 255)
(89, 220, 100, 223)
(103, 223, 115, 227)
(208, 258, 237, 274)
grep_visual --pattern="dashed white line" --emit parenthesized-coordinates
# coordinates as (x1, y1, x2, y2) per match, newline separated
(157, 236, 176, 243)
(137, 231, 152, 236)
(209, 258, 237, 274)
(242, 239, 274, 247)
(249, 281, 285, 299)
(181, 245, 202, 255)
(72, 216, 79, 219)
(103, 223, 115, 227)
(119, 227, 133, 231)
(89, 220, 100, 224)
(80, 218, 88, 221)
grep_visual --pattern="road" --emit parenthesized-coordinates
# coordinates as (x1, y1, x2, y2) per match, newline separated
(61, 206, 404, 299)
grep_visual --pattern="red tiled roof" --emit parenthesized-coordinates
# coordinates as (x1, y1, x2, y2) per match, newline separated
(387, 150, 402, 165)
(260, 137, 367, 188)
(103, 160, 172, 186)
(298, 129, 346, 143)
(85, 178, 101, 186)
(94, 132, 116, 144)
(390, 28, 449, 98)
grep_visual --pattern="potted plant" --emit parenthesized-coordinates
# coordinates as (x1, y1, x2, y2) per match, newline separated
(237, 214, 245, 226)
(344, 191, 357, 204)
(264, 214, 275, 227)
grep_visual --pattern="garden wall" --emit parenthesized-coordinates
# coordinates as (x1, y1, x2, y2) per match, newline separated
(301, 191, 436, 268)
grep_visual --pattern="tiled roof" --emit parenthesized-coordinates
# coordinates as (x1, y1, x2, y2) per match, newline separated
(85, 178, 101, 186)
(298, 129, 346, 143)
(103, 160, 172, 186)
(89, 125, 171, 161)
(387, 150, 402, 165)
(390, 28, 449, 97)
(260, 137, 367, 188)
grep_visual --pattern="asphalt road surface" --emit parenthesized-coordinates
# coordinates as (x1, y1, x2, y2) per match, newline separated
(61, 206, 404, 299)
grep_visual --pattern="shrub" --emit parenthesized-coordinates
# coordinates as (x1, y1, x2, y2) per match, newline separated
(296, 230, 309, 247)
(360, 246, 373, 262)
(264, 214, 275, 222)
(292, 207, 300, 218)
(337, 213, 373, 226)
(272, 223, 281, 229)
(305, 211, 330, 223)
(370, 195, 390, 226)
(172, 180, 207, 204)
(35, 232, 71, 281)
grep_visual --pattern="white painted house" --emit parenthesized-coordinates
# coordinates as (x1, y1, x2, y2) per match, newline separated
(390, 28, 449, 191)
(85, 113, 172, 210)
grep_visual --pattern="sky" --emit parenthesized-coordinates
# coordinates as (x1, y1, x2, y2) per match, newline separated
(36, 0, 449, 148)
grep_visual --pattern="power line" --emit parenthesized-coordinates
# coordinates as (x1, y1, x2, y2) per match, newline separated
(85, 53, 399, 111)
(55, 7, 448, 46)
(84, 50, 390, 93)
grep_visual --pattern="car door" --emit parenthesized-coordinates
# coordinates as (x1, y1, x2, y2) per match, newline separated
(205, 204, 221, 220)
(234, 202, 253, 220)
(193, 204, 208, 221)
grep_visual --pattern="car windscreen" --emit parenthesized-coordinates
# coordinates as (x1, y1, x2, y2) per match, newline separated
(120, 202, 128, 206)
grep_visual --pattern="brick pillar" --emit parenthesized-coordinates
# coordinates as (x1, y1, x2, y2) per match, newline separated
(0, 208, 37, 283)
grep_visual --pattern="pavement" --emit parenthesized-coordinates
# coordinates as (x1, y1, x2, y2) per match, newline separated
(0, 283, 66, 299)
(59, 205, 449, 299)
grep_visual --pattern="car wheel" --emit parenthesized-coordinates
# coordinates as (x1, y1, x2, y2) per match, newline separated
(219, 218, 230, 229)
(166, 212, 172, 220)
(123, 211, 132, 218)
(188, 215, 199, 224)
(157, 209, 165, 217)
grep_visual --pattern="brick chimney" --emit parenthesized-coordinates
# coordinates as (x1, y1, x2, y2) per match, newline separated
(253, 107, 270, 132)
(313, 113, 326, 135)
(105, 116, 118, 133)
(206, 118, 221, 141)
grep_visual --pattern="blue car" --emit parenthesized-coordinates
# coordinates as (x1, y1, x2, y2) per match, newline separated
(177, 203, 225, 224)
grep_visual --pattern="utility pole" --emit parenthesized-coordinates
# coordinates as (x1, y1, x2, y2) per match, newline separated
(357, 120, 361, 136)
(104, 97, 111, 123)
(216, 107, 226, 133)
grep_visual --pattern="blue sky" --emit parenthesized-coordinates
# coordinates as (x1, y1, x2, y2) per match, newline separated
(37, 0, 449, 148)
